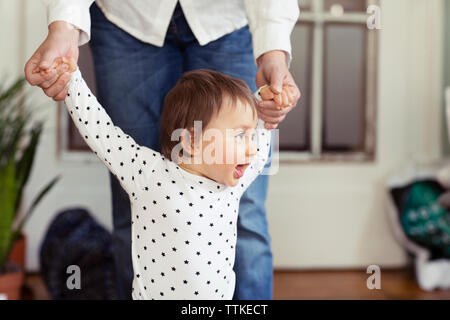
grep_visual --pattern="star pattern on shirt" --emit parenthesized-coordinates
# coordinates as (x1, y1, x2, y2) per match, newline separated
(64, 68, 272, 300)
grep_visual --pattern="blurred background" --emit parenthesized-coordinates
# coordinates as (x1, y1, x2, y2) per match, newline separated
(1, 0, 449, 299)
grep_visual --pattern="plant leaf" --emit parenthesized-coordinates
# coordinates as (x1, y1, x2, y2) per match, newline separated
(13, 175, 61, 237)
(14, 123, 43, 213)
(0, 156, 18, 269)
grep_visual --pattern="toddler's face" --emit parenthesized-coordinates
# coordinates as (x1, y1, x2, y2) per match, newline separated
(192, 98, 258, 186)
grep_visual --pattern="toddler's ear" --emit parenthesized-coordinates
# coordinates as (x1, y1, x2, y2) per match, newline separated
(180, 127, 199, 158)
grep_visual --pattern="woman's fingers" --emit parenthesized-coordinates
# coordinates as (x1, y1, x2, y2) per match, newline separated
(53, 86, 69, 101)
(39, 60, 71, 89)
(285, 80, 301, 106)
(259, 83, 297, 109)
(258, 108, 289, 118)
(273, 94, 283, 108)
(258, 101, 292, 116)
(43, 72, 71, 99)
(262, 88, 293, 108)
(283, 86, 294, 105)
(24, 53, 45, 86)
(258, 99, 292, 111)
(28, 66, 57, 87)
(282, 90, 290, 107)
(39, 71, 59, 89)
(259, 112, 286, 126)
(40, 62, 68, 88)
(257, 98, 294, 129)
(264, 123, 279, 130)
(257, 105, 287, 123)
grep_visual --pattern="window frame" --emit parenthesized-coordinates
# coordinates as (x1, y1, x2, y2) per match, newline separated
(58, 0, 379, 164)
(280, 0, 378, 163)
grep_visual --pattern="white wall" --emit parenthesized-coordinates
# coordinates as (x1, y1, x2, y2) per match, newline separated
(268, 0, 444, 269)
(1, 0, 113, 272)
(0, 0, 444, 272)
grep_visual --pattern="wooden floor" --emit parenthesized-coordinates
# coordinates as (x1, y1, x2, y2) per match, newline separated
(21, 268, 450, 300)
(273, 268, 450, 300)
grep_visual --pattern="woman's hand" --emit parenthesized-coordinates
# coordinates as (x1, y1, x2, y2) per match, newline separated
(24, 21, 80, 101)
(255, 50, 301, 130)
(259, 85, 295, 108)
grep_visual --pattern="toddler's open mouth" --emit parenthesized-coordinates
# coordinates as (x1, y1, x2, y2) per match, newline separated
(234, 163, 250, 179)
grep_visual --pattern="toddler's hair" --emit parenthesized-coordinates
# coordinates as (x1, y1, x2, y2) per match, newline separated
(159, 69, 258, 160)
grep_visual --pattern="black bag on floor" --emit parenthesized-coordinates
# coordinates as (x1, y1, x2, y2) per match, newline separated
(387, 166, 450, 291)
(39, 207, 116, 299)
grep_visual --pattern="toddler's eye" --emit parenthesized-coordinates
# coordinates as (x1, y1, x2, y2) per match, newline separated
(235, 132, 245, 140)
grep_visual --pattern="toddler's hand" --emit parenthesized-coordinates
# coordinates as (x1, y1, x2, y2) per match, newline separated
(35, 56, 77, 77)
(259, 85, 295, 109)
(32, 56, 78, 100)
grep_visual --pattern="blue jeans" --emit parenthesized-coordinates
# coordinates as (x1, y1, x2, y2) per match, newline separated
(89, 2, 273, 300)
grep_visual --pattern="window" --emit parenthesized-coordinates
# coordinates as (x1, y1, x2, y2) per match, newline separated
(61, 1, 378, 162)
(279, 0, 378, 161)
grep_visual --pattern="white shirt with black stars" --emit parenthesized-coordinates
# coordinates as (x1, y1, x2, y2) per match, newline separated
(64, 68, 271, 300)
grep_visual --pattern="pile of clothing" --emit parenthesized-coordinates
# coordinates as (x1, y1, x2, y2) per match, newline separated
(387, 164, 450, 291)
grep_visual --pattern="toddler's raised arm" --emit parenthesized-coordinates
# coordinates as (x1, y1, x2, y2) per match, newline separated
(64, 68, 160, 196)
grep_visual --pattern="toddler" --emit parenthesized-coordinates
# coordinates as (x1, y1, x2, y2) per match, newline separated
(47, 58, 292, 299)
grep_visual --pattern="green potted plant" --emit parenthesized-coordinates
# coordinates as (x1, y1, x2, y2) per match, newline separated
(0, 76, 59, 300)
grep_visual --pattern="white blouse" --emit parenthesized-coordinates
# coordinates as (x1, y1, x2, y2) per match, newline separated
(64, 68, 271, 299)
(45, 0, 300, 65)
